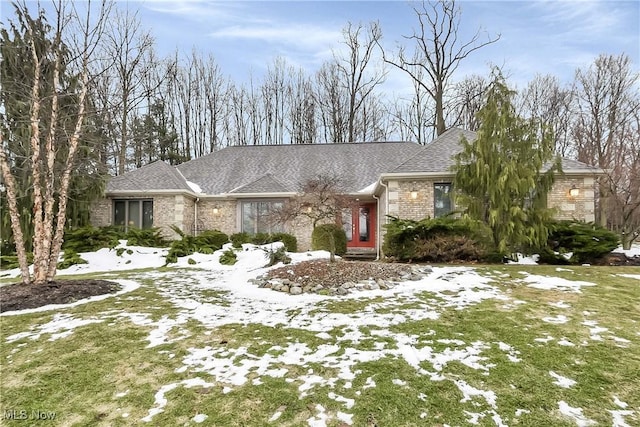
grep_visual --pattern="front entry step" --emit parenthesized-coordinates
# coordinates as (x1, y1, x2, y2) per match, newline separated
(343, 250, 377, 260)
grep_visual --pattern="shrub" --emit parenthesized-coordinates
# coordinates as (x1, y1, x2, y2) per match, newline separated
(165, 226, 229, 264)
(196, 230, 229, 250)
(125, 227, 169, 247)
(537, 220, 619, 264)
(311, 224, 347, 256)
(263, 246, 291, 267)
(219, 249, 238, 266)
(251, 233, 271, 245)
(0, 253, 33, 270)
(230, 232, 251, 248)
(188, 258, 197, 265)
(57, 249, 88, 270)
(383, 216, 494, 262)
(269, 233, 297, 252)
(62, 226, 124, 253)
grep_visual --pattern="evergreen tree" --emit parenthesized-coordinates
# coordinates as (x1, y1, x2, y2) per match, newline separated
(453, 74, 561, 254)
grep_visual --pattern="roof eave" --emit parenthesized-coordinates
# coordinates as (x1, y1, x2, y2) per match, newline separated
(106, 189, 199, 197)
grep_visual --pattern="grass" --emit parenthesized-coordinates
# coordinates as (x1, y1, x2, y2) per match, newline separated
(1, 264, 639, 426)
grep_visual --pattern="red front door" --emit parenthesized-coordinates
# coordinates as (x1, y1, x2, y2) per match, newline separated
(343, 203, 376, 249)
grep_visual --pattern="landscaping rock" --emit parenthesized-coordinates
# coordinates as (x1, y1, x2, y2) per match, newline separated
(290, 286, 302, 295)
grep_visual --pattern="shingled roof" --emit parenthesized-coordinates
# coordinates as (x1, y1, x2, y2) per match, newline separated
(391, 128, 602, 174)
(175, 142, 424, 195)
(106, 160, 192, 192)
(106, 128, 601, 195)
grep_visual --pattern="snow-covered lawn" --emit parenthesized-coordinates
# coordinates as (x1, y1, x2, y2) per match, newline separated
(1, 243, 639, 426)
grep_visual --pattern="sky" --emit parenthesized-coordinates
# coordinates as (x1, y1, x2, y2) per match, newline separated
(1, 0, 638, 93)
(135, 0, 640, 92)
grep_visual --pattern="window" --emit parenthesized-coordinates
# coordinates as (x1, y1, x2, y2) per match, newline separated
(241, 200, 284, 234)
(434, 183, 453, 218)
(113, 199, 153, 230)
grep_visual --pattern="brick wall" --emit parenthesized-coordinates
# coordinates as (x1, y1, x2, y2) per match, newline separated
(548, 176, 596, 222)
(197, 199, 237, 236)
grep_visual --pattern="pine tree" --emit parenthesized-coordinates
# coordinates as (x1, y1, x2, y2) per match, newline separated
(453, 74, 561, 254)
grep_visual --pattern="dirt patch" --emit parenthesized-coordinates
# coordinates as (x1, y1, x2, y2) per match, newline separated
(265, 260, 413, 289)
(0, 279, 121, 313)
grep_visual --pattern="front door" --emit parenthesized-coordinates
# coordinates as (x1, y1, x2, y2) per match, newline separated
(342, 203, 376, 249)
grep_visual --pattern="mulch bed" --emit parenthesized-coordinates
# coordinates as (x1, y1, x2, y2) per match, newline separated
(265, 260, 413, 289)
(0, 279, 121, 313)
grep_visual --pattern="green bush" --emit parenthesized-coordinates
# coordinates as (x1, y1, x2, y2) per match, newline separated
(311, 224, 347, 256)
(62, 226, 124, 253)
(263, 246, 291, 267)
(57, 249, 88, 270)
(125, 227, 169, 247)
(269, 233, 297, 252)
(251, 233, 271, 245)
(383, 216, 494, 262)
(165, 226, 229, 264)
(537, 221, 619, 264)
(230, 232, 251, 248)
(0, 253, 34, 270)
(196, 230, 229, 250)
(219, 249, 238, 266)
(188, 258, 197, 265)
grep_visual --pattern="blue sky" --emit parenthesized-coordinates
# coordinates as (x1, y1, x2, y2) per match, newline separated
(2, 0, 638, 92)
(138, 0, 639, 91)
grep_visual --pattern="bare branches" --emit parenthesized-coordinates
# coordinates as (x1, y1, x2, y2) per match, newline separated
(381, 0, 499, 136)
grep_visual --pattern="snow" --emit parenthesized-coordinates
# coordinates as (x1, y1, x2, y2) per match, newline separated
(357, 181, 377, 193)
(2, 241, 633, 426)
(549, 371, 576, 388)
(187, 180, 203, 193)
(612, 244, 640, 257)
(558, 401, 596, 426)
(520, 273, 596, 293)
(507, 254, 539, 265)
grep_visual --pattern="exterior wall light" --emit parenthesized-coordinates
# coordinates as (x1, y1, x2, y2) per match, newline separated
(569, 185, 580, 198)
(213, 206, 220, 215)
(410, 182, 418, 199)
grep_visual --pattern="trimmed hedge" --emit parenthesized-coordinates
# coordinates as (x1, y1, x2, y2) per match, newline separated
(383, 216, 493, 262)
(311, 224, 347, 256)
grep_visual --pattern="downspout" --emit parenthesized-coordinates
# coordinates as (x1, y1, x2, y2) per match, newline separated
(376, 179, 390, 261)
(373, 193, 380, 261)
(194, 197, 200, 236)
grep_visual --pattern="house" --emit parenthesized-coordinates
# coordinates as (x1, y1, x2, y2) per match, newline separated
(90, 128, 603, 257)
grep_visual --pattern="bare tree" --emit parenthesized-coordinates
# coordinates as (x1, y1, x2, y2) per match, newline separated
(447, 74, 489, 132)
(517, 74, 575, 156)
(572, 54, 640, 247)
(275, 175, 353, 261)
(381, 0, 499, 136)
(0, 0, 111, 284)
(336, 22, 387, 142)
(101, 6, 156, 174)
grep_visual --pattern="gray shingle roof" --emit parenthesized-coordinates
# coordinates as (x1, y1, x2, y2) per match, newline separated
(106, 129, 601, 195)
(175, 142, 425, 195)
(392, 127, 601, 174)
(106, 160, 192, 192)
(230, 173, 294, 193)
(392, 128, 477, 173)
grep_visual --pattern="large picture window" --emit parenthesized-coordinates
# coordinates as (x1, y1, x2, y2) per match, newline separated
(434, 183, 453, 218)
(241, 200, 284, 234)
(113, 199, 153, 230)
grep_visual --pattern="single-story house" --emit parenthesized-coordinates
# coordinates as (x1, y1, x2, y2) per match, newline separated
(90, 128, 603, 257)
